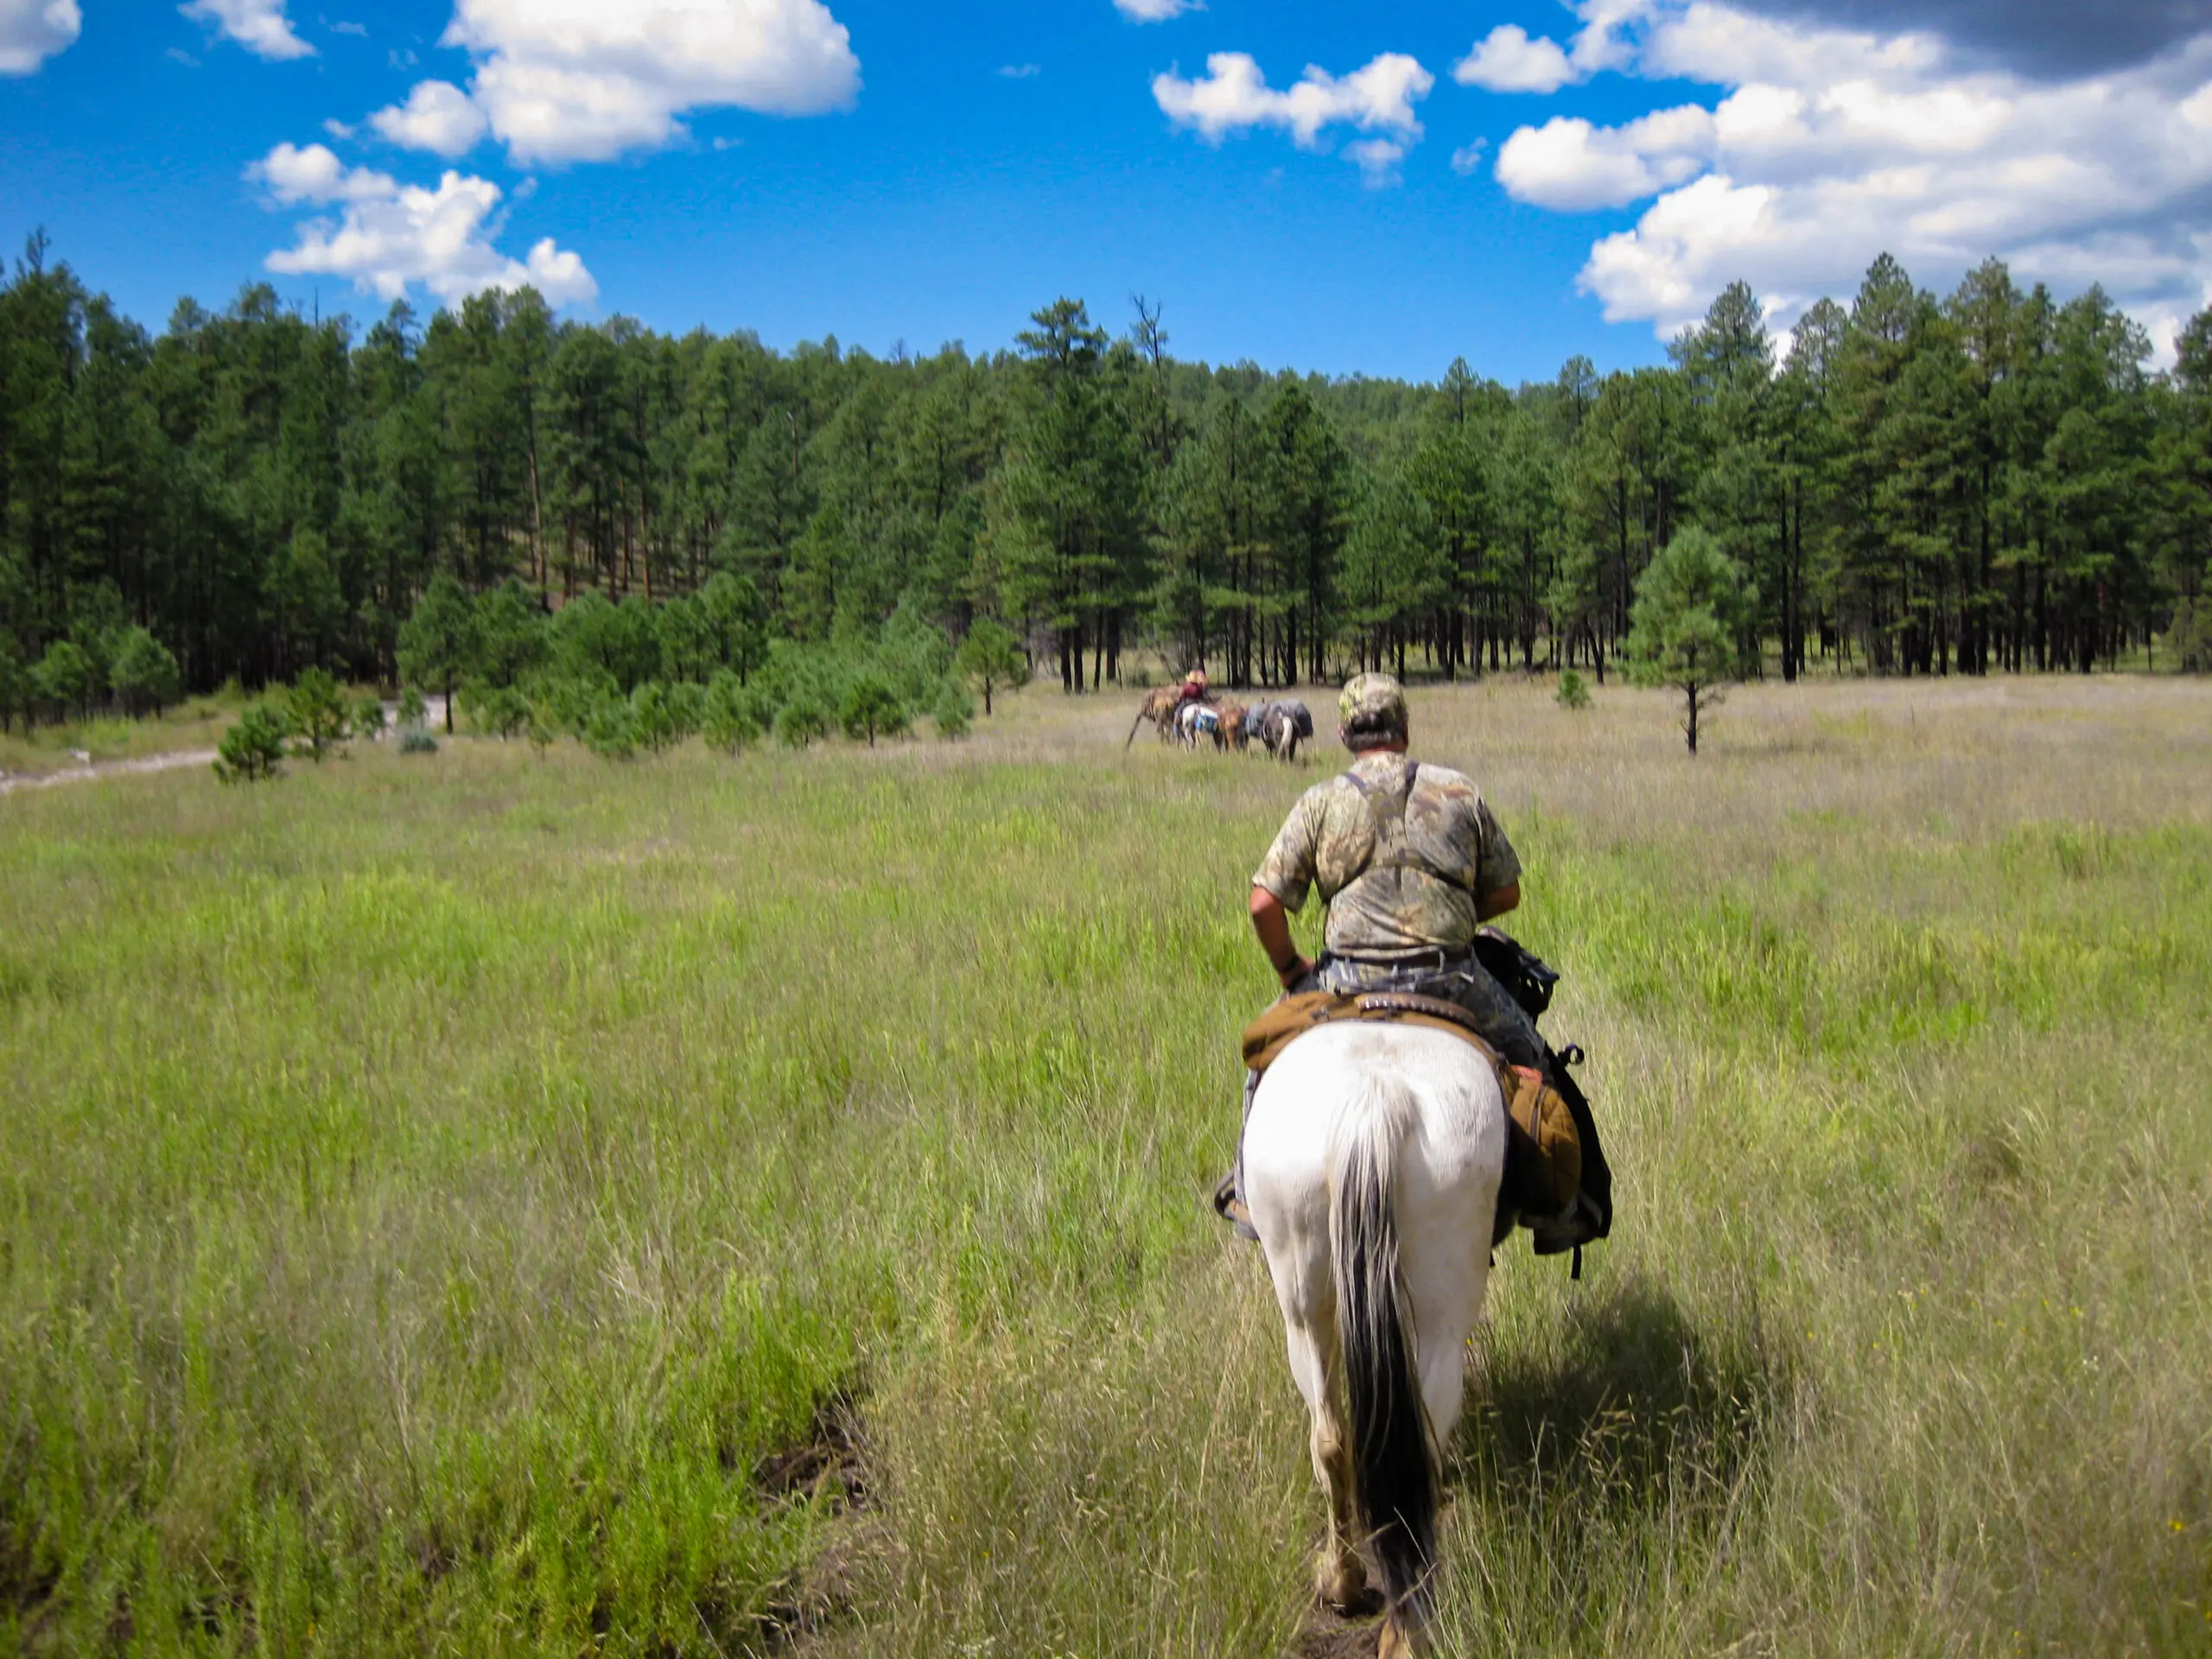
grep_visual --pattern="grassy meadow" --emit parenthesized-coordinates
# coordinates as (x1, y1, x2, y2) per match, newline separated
(3, 674, 2209, 1657)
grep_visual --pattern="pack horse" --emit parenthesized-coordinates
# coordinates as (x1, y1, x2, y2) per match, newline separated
(1175, 700, 1225, 750)
(1243, 1020, 1507, 1656)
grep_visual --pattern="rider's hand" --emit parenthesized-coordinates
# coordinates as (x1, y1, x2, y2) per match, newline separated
(1276, 956, 1316, 990)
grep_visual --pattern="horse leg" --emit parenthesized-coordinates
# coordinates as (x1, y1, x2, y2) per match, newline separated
(1284, 1319, 1370, 1612)
(1373, 1128, 1499, 1659)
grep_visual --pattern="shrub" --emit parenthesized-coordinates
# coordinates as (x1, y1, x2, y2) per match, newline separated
(353, 696, 387, 741)
(880, 608, 956, 709)
(630, 683, 683, 753)
(109, 627, 181, 717)
(213, 702, 290, 783)
(933, 680, 974, 740)
(1556, 668, 1592, 711)
(774, 691, 831, 750)
(32, 640, 95, 721)
(398, 727, 438, 756)
(287, 668, 350, 760)
(535, 675, 607, 738)
(702, 670, 766, 754)
(472, 684, 533, 741)
(664, 679, 705, 740)
(584, 693, 639, 760)
(526, 712, 556, 755)
(398, 687, 429, 728)
(839, 671, 909, 747)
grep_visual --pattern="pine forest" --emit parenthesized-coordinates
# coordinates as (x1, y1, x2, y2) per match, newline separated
(6, 232, 2212, 739)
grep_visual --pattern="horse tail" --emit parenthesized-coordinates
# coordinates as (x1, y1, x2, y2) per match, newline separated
(1329, 1077, 1436, 1629)
(1124, 709, 1145, 749)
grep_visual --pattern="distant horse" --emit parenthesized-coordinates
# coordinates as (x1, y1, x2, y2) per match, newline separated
(1125, 686, 1181, 749)
(1217, 700, 1250, 752)
(1174, 701, 1224, 751)
(1258, 699, 1312, 763)
(1243, 1021, 1507, 1657)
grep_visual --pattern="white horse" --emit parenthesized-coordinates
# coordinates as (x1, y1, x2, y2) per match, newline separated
(1243, 1020, 1507, 1656)
(1175, 701, 1224, 751)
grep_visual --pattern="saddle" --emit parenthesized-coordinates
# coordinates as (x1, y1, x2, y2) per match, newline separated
(1240, 991, 1583, 1225)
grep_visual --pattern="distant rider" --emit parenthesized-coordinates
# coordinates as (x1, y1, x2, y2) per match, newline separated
(1217, 672, 1604, 1254)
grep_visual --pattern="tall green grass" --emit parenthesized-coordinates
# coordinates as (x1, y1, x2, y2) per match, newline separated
(3, 677, 2209, 1656)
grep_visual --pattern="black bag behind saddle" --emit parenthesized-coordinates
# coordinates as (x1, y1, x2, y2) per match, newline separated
(1473, 928, 1613, 1249)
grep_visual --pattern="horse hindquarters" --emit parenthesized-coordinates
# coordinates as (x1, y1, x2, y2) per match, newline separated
(1247, 1027, 1502, 1648)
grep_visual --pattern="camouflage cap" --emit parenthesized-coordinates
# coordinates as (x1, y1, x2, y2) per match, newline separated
(1338, 672, 1408, 734)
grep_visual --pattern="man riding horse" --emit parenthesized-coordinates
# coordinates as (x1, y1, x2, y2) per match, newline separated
(1217, 672, 1607, 1258)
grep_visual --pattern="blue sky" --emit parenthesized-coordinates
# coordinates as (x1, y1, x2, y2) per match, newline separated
(7, 0, 2212, 383)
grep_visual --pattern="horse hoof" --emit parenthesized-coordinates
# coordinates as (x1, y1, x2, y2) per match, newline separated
(1313, 1565, 1382, 1619)
(1327, 1586, 1385, 1620)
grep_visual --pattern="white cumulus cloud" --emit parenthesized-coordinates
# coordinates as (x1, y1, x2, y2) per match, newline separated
(1454, 24, 1574, 94)
(1485, 0, 2212, 353)
(1116, 0, 1197, 19)
(1452, 0, 1642, 95)
(0, 0, 79, 73)
(439, 0, 861, 165)
(250, 141, 395, 204)
(180, 0, 313, 60)
(1496, 104, 1714, 209)
(1154, 50, 1434, 179)
(247, 142, 596, 308)
(369, 79, 490, 156)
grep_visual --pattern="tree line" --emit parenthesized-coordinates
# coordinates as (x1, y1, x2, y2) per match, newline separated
(5, 230, 2211, 736)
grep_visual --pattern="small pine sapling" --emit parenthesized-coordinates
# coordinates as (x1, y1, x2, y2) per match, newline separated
(933, 679, 974, 739)
(213, 702, 290, 783)
(287, 668, 350, 760)
(839, 672, 909, 747)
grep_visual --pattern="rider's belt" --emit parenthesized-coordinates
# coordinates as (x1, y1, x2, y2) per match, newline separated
(1329, 945, 1475, 974)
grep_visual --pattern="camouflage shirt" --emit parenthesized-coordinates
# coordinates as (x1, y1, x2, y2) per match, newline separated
(1252, 752, 1521, 962)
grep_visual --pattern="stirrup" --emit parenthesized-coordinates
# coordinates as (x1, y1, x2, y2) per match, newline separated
(1212, 1173, 1260, 1243)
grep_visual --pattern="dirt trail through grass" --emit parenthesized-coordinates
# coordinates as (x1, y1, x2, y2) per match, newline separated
(0, 747, 217, 794)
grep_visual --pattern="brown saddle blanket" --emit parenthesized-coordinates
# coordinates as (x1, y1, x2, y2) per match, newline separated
(1243, 988, 1502, 1073)
(1240, 989, 1582, 1219)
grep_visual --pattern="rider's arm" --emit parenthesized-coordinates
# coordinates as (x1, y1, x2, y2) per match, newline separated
(1249, 886, 1314, 990)
(1477, 881, 1521, 923)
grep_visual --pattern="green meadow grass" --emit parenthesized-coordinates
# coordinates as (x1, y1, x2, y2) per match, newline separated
(3, 676, 2209, 1657)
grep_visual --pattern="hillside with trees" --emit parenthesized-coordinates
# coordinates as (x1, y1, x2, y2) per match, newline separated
(4, 231, 2209, 734)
